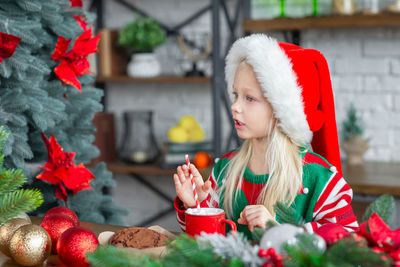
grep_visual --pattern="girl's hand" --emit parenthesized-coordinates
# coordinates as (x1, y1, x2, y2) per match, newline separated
(173, 164, 211, 209)
(237, 205, 275, 232)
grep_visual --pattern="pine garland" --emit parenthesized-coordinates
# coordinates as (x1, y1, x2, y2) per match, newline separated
(0, 126, 43, 224)
(197, 232, 263, 267)
(275, 201, 305, 226)
(362, 194, 395, 226)
(88, 234, 234, 267)
(86, 245, 158, 267)
(284, 233, 391, 267)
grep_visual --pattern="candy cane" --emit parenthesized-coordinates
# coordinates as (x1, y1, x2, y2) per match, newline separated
(185, 154, 200, 208)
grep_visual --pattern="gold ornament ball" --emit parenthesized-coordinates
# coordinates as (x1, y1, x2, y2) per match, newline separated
(0, 218, 31, 257)
(9, 224, 51, 266)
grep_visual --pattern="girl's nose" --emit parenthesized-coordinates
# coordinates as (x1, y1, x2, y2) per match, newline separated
(231, 99, 241, 113)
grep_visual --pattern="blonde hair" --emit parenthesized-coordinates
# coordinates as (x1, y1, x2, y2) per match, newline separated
(221, 111, 305, 219)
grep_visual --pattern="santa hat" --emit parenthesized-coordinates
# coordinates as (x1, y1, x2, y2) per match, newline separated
(225, 34, 342, 173)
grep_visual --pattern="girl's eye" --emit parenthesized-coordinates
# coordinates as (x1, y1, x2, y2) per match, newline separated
(246, 96, 255, 102)
(233, 92, 238, 99)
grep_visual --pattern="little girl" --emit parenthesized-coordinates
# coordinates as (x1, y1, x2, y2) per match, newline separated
(173, 34, 358, 239)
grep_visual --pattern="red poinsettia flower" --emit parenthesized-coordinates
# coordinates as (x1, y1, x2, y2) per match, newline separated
(51, 27, 100, 92)
(0, 32, 21, 63)
(74, 15, 88, 31)
(70, 0, 83, 7)
(36, 133, 95, 203)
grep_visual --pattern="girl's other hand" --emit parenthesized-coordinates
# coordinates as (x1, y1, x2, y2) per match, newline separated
(173, 164, 211, 209)
(237, 205, 275, 232)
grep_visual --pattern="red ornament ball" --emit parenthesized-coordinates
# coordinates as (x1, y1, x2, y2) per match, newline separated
(315, 223, 348, 245)
(42, 206, 79, 226)
(41, 214, 75, 254)
(57, 226, 99, 267)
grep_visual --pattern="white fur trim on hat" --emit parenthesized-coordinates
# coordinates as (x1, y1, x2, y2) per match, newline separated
(225, 34, 312, 145)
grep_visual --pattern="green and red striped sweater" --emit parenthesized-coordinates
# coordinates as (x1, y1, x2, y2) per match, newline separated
(175, 150, 359, 239)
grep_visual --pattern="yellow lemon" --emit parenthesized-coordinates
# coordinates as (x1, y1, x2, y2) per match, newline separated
(179, 115, 198, 130)
(168, 126, 188, 143)
(188, 125, 205, 142)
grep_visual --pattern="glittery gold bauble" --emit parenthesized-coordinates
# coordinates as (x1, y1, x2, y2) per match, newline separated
(0, 218, 31, 257)
(9, 224, 51, 266)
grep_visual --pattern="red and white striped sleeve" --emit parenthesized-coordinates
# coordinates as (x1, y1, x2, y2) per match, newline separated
(303, 166, 359, 233)
(174, 169, 221, 232)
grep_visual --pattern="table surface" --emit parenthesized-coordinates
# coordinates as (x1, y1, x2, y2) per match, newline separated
(0, 217, 127, 267)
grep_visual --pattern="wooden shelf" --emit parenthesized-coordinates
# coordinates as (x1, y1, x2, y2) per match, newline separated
(106, 160, 212, 179)
(343, 161, 400, 196)
(96, 75, 211, 83)
(107, 161, 175, 175)
(244, 13, 400, 32)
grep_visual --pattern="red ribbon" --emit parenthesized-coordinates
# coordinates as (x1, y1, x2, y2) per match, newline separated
(358, 212, 400, 264)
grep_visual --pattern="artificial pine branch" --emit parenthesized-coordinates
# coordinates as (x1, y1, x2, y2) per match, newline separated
(0, 126, 43, 224)
(197, 232, 262, 267)
(283, 233, 325, 267)
(252, 227, 266, 243)
(88, 235, 229, 267)
(163, 234, 227, 266)
(274, 201, 305, 226)
(284, 234, 391, 267)
(362, 194, 395, 225)
(325, 238, 391, 267)
(86, 245, 160, 267)
(0, 169, 27, 194)
(0, 189, 43, 224)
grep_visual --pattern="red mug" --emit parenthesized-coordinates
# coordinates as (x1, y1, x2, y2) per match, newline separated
(185, 208, 237, 237)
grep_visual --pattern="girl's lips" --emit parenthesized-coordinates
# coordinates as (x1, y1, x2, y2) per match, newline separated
(234, 119, 245, 129)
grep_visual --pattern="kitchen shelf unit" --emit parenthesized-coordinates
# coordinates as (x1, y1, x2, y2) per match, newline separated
(244, 13, 400, 32)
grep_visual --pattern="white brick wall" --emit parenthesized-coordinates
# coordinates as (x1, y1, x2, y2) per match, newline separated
(93, 0, 400, 162)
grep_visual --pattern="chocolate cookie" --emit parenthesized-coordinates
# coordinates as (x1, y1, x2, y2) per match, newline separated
(109, 227, 169, 249)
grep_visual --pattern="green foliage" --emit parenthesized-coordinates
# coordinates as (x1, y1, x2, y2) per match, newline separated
(284, 233, 325, 267)
(362, 194, 395, 226)
(252, 227, 266, 243)
(86, 245, 159, 267)
(0, 126, 43, 224)
(118, 16, 166, 51)
(325, 238, 391, 267)
(275, 201, 305, 226)
(285, 235, 391, 267)
(88, 234, 232, 267)
(341, 103, 365, 141)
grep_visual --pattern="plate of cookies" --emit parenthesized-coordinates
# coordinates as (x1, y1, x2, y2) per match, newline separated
(98, 225, 176, 257)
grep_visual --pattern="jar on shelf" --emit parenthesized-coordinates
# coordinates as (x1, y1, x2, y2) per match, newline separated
(315, 0, 333, 16)
(383, 0, 400, 13)
(332, 0, 361, 15)
(251, 0, 283, 19)
(360, 0, 382, 14)
(119, 110, 160, 164)
(285, 0, 315, 18)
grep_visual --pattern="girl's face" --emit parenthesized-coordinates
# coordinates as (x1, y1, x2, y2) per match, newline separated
(231, 62, 274, 140)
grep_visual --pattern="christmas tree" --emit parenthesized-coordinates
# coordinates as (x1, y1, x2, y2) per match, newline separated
(0, 0, 128, 225)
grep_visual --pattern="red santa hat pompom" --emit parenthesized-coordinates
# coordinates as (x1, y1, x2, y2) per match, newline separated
(225, 34, 342, 173)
